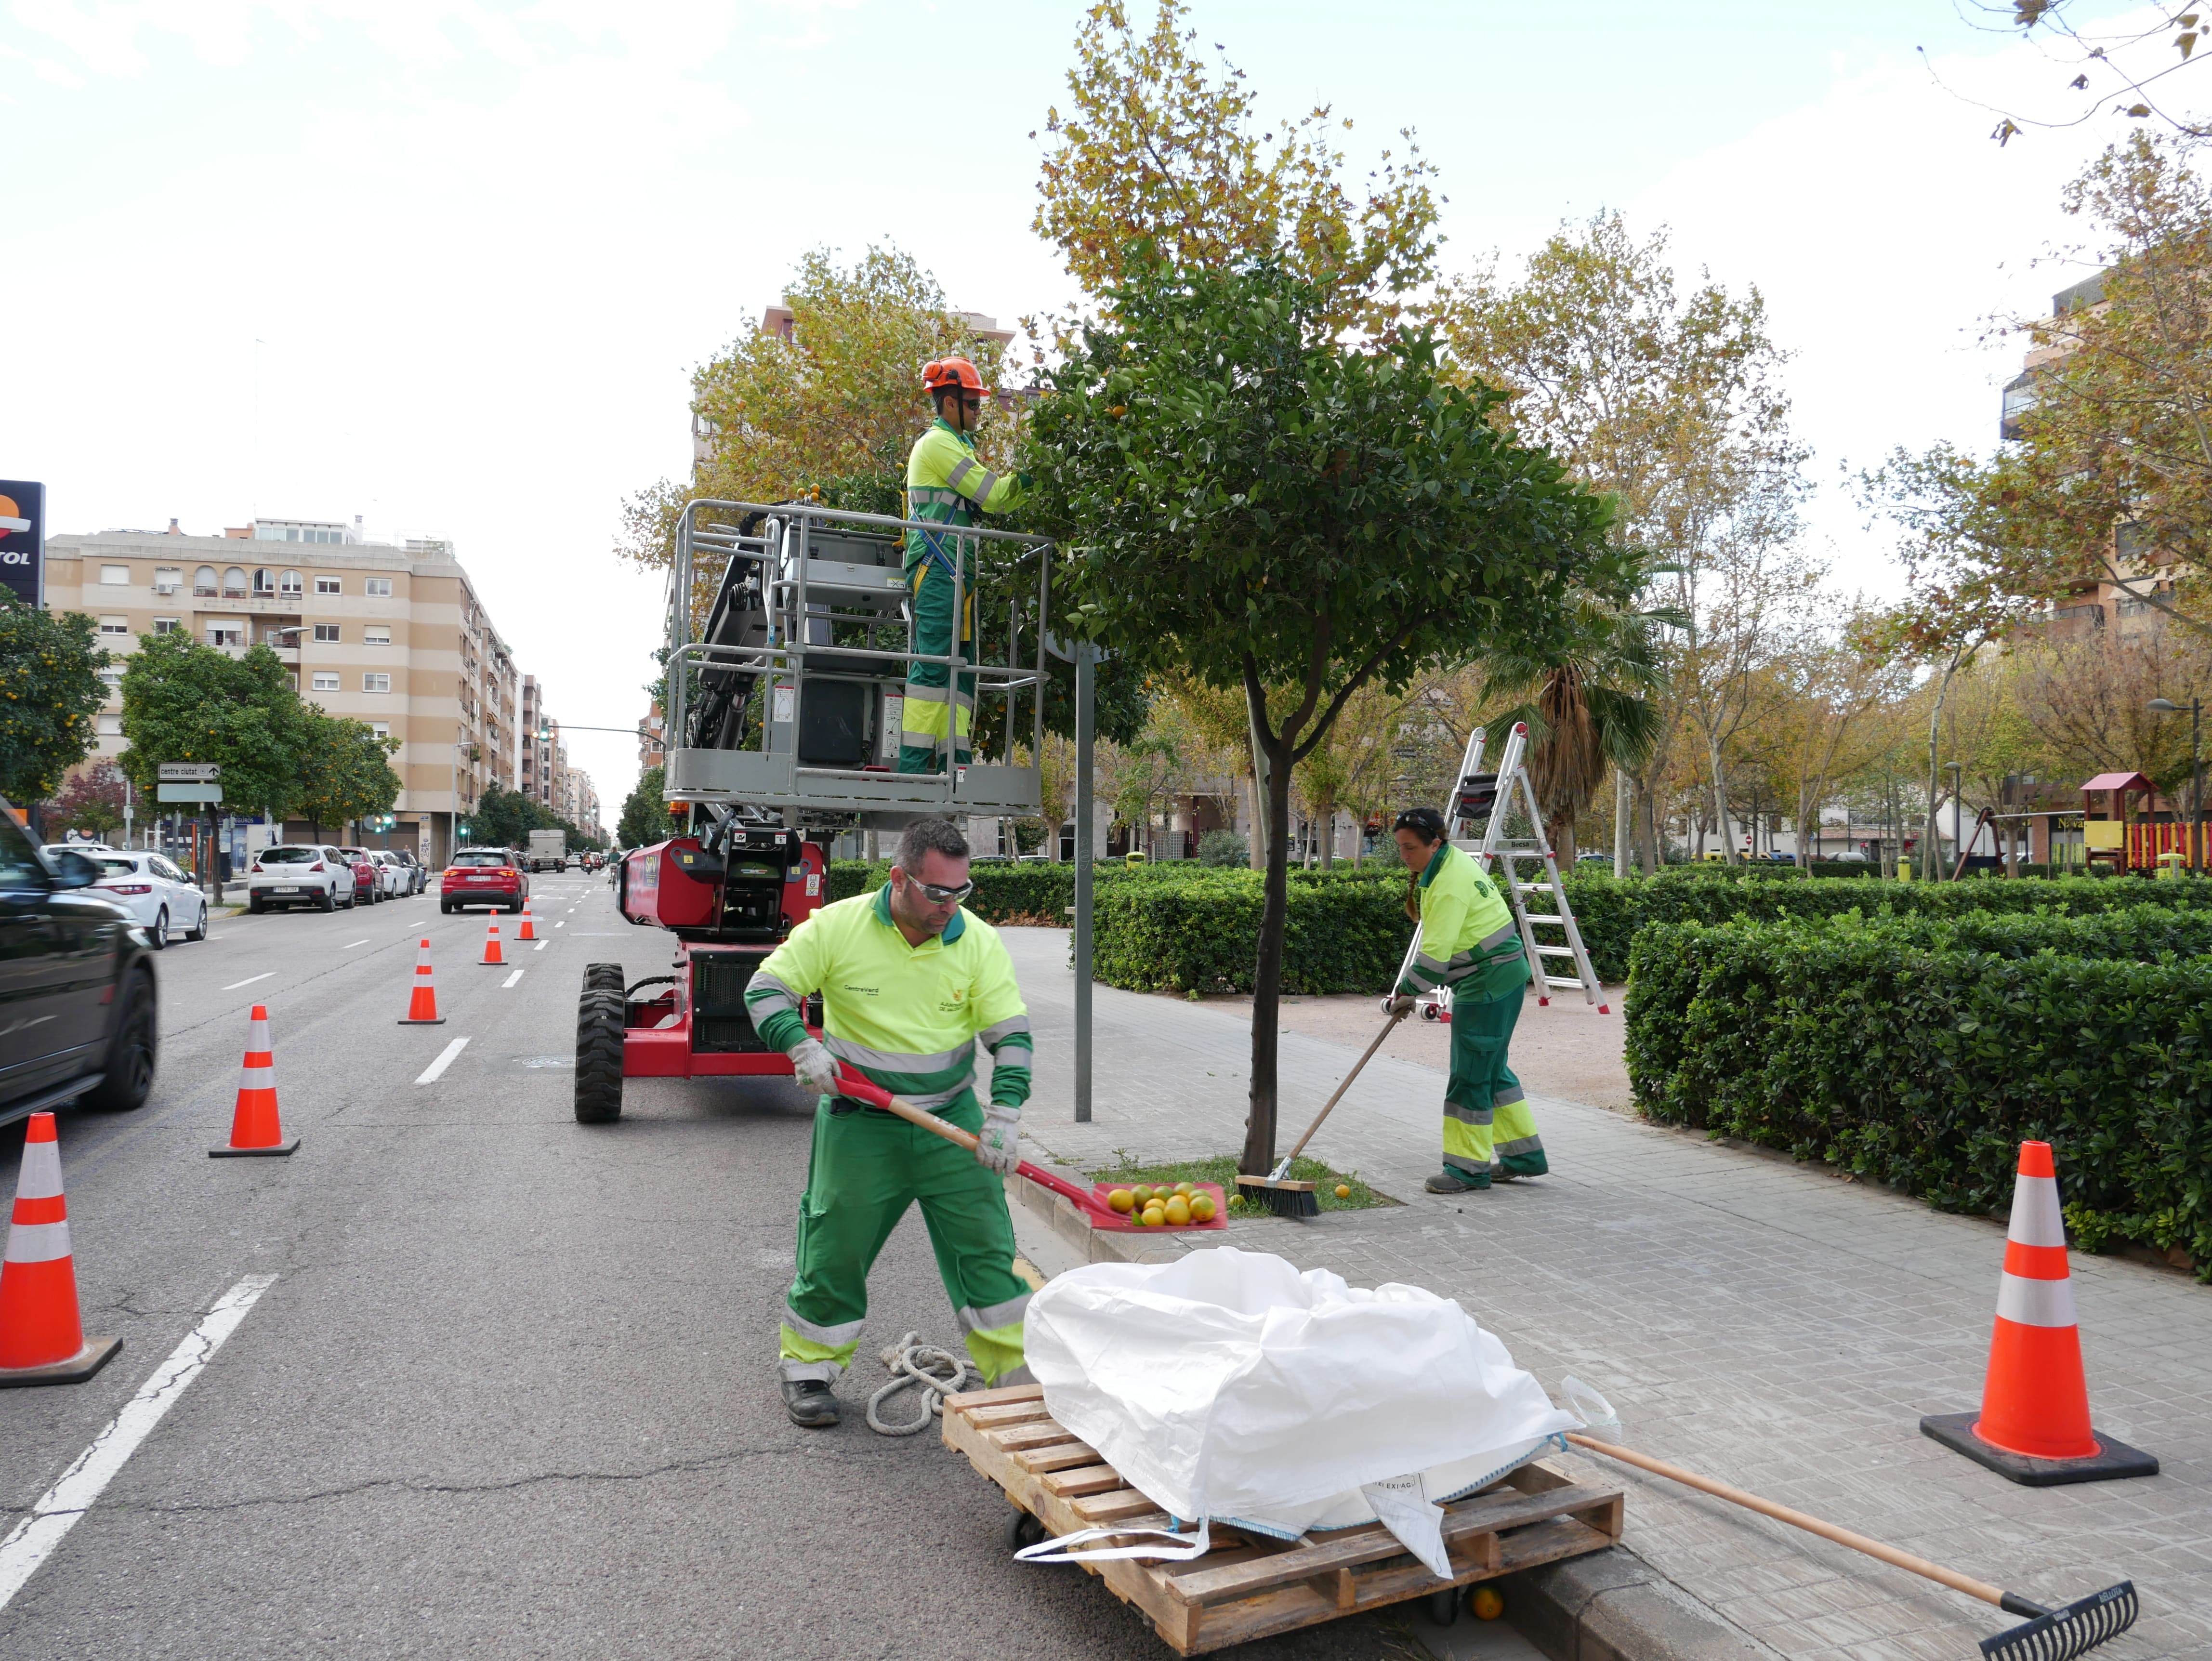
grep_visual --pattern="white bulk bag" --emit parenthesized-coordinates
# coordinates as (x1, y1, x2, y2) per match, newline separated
(1019, 1248, 1576, 1574)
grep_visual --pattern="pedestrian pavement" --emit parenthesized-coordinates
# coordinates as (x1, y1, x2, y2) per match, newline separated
(998, 927, 2212, 1661)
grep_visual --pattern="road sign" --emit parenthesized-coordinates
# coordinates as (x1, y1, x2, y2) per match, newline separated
(0, 480, 44, 609)
(159, 763, 221, 782)
(157, 784, 224, 804)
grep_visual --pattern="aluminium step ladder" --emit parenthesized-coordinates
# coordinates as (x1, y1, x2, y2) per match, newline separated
(1389, 720, 1610, 1019)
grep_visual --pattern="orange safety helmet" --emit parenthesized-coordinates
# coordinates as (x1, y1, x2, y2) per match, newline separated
(922, 357, 991, 397)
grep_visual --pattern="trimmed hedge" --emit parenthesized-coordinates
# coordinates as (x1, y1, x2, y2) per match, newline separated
(1090, 870, 1414, 995)
(1565, 871, 2212, 983)
(1625, 907, 2212, 1275)
(824, 858, 1399, 923)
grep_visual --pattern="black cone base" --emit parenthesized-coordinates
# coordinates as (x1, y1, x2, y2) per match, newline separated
(210, 1137, 301, 1159)
(1920, 1411, 2158, 1486)
(0, 1335, 122, 1388)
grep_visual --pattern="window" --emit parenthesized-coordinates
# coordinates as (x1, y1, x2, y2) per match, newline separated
(194, 566, 218, 597)
(208, 624, 244, 648)
(153, 567, 182, 593)
(365, 578, 394, 598)
(222, 567, 247, 599)
(252, 568, 276, 595)
(316, 576, 342, 595)
(99, 669, 124, 689)
(98, 616, 129, 636)
(311, 672, 340, 692)
(363, 672, 392, 693)
(153, 857, 185, 883)
(153, 617, 179, 635)
(280, 569, 303, 595)
(369, 721, 390, 738)
(99, 564, 130, 585)
(364, 626, 391, 645)
(96, 713, 122, 736)
(313, 623, 341, 644)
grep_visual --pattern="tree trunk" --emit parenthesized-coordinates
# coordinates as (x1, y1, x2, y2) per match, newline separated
(1245, 767, 1265, 871)
(1705, 737, 1735, 864)
(1922, 650, 1964, 881)
(1548, 812, 1577, 865)
(1240, 725, 1296, 1178)
(1613, 768, 1630, 879)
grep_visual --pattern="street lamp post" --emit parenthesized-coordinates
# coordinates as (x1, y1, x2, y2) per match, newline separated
(1944, 761, 1962, 879)
(2148, 697, 2202, 872)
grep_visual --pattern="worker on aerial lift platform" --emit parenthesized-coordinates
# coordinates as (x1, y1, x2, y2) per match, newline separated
(745, 817, 1036, 1427)
(897, 357, 1027, 774)
(1391, 806, 1551, 1195)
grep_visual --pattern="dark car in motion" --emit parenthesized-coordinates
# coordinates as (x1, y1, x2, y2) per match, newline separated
(0, 801, 159, 1126)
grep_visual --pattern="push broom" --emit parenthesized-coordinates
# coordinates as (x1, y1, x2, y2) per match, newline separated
(1556, 1381, 2138, 1661)
(1234, 1002, 1410, 1220)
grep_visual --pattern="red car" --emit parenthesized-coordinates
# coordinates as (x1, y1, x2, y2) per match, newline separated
(441, 847, 530, 914)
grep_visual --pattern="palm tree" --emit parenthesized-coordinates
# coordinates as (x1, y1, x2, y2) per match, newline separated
(1482, 568, 1677, 864)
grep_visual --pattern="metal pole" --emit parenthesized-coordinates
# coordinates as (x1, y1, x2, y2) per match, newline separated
(1074, 642, 1095, 1124)
(2195, 699, 2203, 874)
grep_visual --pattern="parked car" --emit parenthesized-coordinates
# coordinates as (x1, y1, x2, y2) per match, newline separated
(337, 848, 386, 903)
(42, 841, 119, 859)
(441, 847, 530, 913)
(246, 844, 359, 912)
(2, 802, 159, 1123)
(365, 851, 411, 899)
(391, 850, 429, 894)
(84, 851, 209, 947)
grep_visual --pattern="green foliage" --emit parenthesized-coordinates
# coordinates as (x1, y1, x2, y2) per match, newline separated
(466, 786, 593, 853)
(1624, 907, 2212, 1277)
(616, 766, 681, 849)
(0, 593, 107, 806)
(1090, 868, 1412, 995)
(1196, 829, 1249, 867)
(290, 712, 402, 838)
(117, 633, 305, 817)
(1563, 870, 2212, 984)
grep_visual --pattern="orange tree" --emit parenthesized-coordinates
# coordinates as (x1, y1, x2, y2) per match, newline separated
(1023, 252, 1625, 1172)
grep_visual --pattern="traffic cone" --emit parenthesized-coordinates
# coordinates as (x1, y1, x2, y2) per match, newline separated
(481, 919, 505, 966)
(0, 1112, 123, 1385)
(211, 1004, 300, 1158)
(1921, 1141, 2157, 1485)
(398, 936, 445, 1025)
(516, 899, 537, 942)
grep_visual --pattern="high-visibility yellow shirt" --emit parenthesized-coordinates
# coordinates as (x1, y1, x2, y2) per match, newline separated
(745, 885, 1033, 1111)
(904, 418, 1024, 582)
(1397, 843, 1525, 1000)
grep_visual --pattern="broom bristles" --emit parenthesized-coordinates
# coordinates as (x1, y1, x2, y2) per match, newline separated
(1234, 1175, 1320, 1219)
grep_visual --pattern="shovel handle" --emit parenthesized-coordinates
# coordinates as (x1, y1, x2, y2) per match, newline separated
(830, 1067, 1117, 1225)
(1564, 1433, 2005, 1608)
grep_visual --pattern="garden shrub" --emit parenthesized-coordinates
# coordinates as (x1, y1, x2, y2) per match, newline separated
(1624, 907, 2212, 1276)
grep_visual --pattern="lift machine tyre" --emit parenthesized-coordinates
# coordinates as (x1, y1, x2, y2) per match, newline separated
(576, 499, 1053, 1123)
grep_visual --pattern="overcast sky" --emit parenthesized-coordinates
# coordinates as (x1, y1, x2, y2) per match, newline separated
(1, 0, 2186, 807)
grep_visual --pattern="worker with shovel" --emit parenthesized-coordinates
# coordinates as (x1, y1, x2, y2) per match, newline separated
(744, 817, 1035, 1427)
(1391, 806, 1549, 1194)
(897, 356, 1026, 774)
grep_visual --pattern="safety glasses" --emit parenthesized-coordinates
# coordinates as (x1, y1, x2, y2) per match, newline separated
(908, 875, 974, 906)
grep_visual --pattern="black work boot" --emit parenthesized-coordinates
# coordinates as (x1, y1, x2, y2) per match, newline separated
(781, 1378, 841, 1427)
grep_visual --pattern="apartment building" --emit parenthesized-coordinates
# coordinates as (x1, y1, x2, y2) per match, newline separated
(44, 520, 517, 864)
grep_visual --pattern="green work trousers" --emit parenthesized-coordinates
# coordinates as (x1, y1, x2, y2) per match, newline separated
(778, 1094, 1031, 1386)
(1442, 980, 1549, 1186)
(896, 564, 976, 774)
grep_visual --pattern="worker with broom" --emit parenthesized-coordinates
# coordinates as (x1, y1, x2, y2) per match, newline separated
(1391, 806, 1549, 1194)
(744, 817, 1035, 1427)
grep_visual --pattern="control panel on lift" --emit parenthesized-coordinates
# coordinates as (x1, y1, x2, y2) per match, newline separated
(620, 828, 828, 942)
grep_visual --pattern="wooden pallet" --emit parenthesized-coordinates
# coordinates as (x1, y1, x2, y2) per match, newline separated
(942, 1383, 1624, 1656)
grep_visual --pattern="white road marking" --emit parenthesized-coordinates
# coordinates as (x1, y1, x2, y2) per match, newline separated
(344, 939, 368, 949)
(534, 941, 547, 951)
(554, 921, 564, 928)
(0, 1275, 278, 1612)
(222, 973, 274, 991)
(501, 969, 524, 988)
(415, 1037, 470, 1084)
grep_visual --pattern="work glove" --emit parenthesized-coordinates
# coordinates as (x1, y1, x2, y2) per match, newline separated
(975, 1103, 1022, 1175)
(790, 1037, 841, 1099)
(1387, 993, 1417, 1018)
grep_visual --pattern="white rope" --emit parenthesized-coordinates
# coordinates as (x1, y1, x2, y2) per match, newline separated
(865, 1331, 976, 1436)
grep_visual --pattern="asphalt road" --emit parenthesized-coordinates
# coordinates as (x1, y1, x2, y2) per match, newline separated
(0, 879, 1420, 1661)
